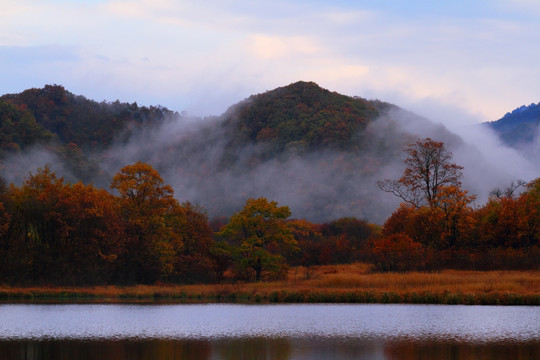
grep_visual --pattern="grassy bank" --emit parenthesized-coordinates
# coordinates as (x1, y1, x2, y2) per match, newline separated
(1, 264, 539, 305)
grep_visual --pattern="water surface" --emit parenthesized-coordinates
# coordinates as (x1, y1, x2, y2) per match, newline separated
(1, 304, 539, 359)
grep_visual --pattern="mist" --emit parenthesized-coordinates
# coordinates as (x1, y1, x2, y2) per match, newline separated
(1, 145, 79, 186)
(400, 101, 539, 203)
(93, 102, 540, 223)
(2, 97, 538, 225)
(94, 111, 403, 224)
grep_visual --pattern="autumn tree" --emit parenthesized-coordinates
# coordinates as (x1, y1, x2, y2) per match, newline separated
(370, 233, 426, 272)
(217, 197, 297, 281)
(1, 166, 125, 284)
(517, 179, 540, 249)
(377, 138, 477, 269)
(59, 182, 125, 284)
(170, 202, 216, 283)
(3, 166, 69, 283)
(378, 138, 464, 208)
(286, 218, 324, 267)
(436, 185, 476, 248)
(383, 204, 444, 249)
(111, 161, 183, 283)
(319, 217, 378, 263)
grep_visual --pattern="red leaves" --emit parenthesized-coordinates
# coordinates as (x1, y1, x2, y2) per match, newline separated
(371, 234, 426, 272)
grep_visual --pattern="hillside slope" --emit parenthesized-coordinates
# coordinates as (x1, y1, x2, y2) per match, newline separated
(0, 85, 175, 180)
(0, 82, 526, 223)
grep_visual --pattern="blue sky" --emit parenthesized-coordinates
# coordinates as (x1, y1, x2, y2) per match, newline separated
(1, 0, 539, 122)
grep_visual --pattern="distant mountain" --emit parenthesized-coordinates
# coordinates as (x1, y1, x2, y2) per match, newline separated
(485, 102, 540, 154)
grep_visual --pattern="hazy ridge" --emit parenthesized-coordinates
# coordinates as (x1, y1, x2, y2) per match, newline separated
(0, 82, 537, 223)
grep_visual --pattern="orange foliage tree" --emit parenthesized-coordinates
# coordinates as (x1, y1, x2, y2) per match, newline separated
(1, 166, 125, 284)
(170, 202, 216, 283)
(371, 233, 426, 272)
(111, 161, 184, 283)
(377, 138, 476, 270)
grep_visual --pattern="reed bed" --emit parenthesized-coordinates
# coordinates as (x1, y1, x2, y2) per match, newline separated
(1, 264, 539, 305)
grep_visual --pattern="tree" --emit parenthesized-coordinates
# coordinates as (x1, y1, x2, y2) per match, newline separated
(379, 139, 477, 267)
(370, 233, 426, 272)
(517, 179, 540, 249)
(2, 166, 125, 284)
(436, 185, 476, 248)
(286, 218, 324, 267)
(489, 180, 526, 200)
(378, 138, 463, 208)
(171, 202, 216, 283)
(5, 166, 68, 283)
(217, 197, 297, 281)
(319, 217, 376, 263)
(59, 182, 125, 284)
(111, 161, 183, 283)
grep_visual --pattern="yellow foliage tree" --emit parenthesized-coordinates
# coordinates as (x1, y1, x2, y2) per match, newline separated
(218, 197, 297, 281)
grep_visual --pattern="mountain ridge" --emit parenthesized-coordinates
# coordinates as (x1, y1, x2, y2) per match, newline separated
(0, 82, 532, 223)
(485, 102, 540, 153)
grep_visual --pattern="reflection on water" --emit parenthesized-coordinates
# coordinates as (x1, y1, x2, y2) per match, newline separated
(1, 339, 540, 360)
(0, 304, 539, 359)
(385, 341, 540, 360)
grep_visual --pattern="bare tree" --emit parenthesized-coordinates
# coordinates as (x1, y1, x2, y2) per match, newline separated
(489, 179, 527, 200)
(378, 138, 463, 208)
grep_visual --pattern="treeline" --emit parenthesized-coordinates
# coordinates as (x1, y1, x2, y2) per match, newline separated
(0, 163, 378, 285)
(374, 184, 540, 271)
(0, 162, 214, 285)
(373, 138, 540, 271)
(1, 139, 539, 286)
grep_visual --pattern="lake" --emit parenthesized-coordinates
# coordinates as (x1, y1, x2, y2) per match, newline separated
(0, 304, 539, 359)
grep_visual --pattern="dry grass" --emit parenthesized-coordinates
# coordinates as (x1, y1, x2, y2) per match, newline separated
(1, 264, 539, 304)
(291, 266, 540, 294)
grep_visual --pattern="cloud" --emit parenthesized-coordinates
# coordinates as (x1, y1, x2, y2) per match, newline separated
(0, 45, 80, 65)
(498, 0, 540, 13)
(1, 1, 540, 123)
(247, 35, 321, 60)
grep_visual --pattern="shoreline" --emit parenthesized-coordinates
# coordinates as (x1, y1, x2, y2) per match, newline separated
(2, 264, 539, 305)
(1, 289, 539, 306)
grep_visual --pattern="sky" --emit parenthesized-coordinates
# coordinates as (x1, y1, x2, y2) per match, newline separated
(1, 0, 540, 123)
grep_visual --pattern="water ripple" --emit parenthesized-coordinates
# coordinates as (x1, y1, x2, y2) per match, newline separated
(0, 304, 539, 342)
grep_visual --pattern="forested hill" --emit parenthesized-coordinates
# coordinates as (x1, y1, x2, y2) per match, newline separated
(0, 84, 176, 180)
(0, 82, 519, 222)
(0, 84, 175, 149)
(485, 102, 540, 152)
(221, 81, 379, 154)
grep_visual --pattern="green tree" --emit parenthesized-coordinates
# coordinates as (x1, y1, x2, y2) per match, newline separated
(218, 197, 297, 281)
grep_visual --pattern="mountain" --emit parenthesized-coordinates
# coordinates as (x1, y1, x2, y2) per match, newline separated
(0, 82, 524, 223)
(485, 102, 540, 155)
(222, 81, 378, 151)
(0, 84, 175, 148)
(0, 84, 176, 180)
